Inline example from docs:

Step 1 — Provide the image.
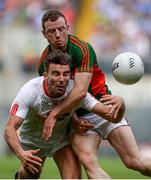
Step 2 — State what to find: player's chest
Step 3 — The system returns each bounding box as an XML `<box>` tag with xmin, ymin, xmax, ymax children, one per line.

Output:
<box><xmin>35</xmin><ymin>94</ymin><xmax>60</xmax><ymax>115</ymax></box>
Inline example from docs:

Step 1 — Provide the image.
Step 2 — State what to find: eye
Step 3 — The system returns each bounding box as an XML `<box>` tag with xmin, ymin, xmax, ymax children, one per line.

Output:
<box><xmin>58</xmin><ymin>26</ymin><xmax>65</xmax><ymax>32</ymax></box>
<box><xmin>63</xmin><ymin>72</ymin><xmax>70</xmax><ymax>76</ymax></box>
<box><xmin>53</xmin><ymin>71</ymin><xmax>60</xmax><ymax>76</ymax></box>
<box><xmin>46</xmin><ymin>29</ymin><xmax>55</xmax><ymax>34</ymax></box>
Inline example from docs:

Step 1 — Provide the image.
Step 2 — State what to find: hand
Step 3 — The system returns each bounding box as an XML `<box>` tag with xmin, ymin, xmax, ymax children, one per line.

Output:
<box><xmin>19</xmin><ymin>149</ymin><xmax>42</xmax><ymax>174</ymax></box>
<box><xmin>73</xmin><ymin>118</ymin><xmax>94</xmax><ymax>133</ymax></box>
<box><xmin>100</xmin><ymin>95</ymin><xmax>125</xmax><ymax>119</ymax></box>
<box><xmin>42</xmin><ymin>113</ymin><xmax>57</xmax><ymax>141</ymax></box>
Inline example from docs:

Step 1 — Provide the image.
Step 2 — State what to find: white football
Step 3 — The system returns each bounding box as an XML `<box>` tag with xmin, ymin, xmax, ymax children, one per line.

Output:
<box><xmin>112</xmin><ymin>52</ymin><xmax>144</xmax><ymax>85</ymax></box>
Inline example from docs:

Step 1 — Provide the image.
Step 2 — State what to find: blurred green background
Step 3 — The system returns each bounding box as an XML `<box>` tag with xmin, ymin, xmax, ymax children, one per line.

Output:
<box><xmin>0</xmin><ymin>155</ymin><xmax>150</xmax><ymax>179</ymax></box>
<box><xmin>0</xmin><ymin>0</ymin><xmax>151</xmax><ymax>179</ymax></box>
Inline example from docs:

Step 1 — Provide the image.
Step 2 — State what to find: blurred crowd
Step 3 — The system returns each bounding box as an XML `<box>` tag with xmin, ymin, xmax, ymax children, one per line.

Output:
<box><xmin>0</xmin><ymin>0</ymin><xmax>77</xmax><ymax>29</ymax></box>
<box><xmin>0</xmin><ymin>0</ymin><xmax>151</xmax><ymax>75</ymax></box>
<box><xmin>0</xmin><ymin>0</ymin><xmax>78</xmax><ymax>74</ymax></box>
<box><xmin>91</xmin><ymin>0</ymin><xmax>151</xmax><ymax>61</ymax></box>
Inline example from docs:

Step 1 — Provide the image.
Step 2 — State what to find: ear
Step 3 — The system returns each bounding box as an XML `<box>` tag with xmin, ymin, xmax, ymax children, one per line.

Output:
<box><xmin>67</xmin><ymin>25</ymin><xmax>69</xmax><ymax>32</ymax></box>
<box><xmin>42</xmin><ymin>30</ymin><xmax>46</xmax><ymax>38</ymax></box>
<box><xmin>43</xmin><ymin>72</ymin><xmax>47</xmax><ymax>77</ymax></box>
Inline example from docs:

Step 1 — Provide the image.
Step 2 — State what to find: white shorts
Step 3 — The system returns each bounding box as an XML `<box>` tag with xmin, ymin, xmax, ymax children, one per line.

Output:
<box><xmin>21</xmin><ymin>135</ymin><xmax>70</xmax><ymax>158</ymax></box>
<box><xmin>20</xmin><ymin>116</ymin><xmax>71</xmax><ymax>158</ymax></box>
<box><xmin>80</xmin><ymin>113</ymin><xmax>129</xmax><ymax>139</ymax></box>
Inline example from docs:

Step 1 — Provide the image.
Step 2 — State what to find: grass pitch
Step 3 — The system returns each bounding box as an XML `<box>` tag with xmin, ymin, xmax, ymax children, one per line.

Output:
<box><xmin>0</xmin><ymin>155</ymin><xmax>150</xmax><ymax>179</ymax></box>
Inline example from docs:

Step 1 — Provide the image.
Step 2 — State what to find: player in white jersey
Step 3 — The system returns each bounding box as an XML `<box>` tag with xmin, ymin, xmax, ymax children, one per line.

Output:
<box><xmin>4</xmin><ymin>49</ymin><xmax>123</xmax><ymax>179</ymax></box>
<box><xmin>10</xmin><ymin>77</ymin><xmax>97</xmax><ymax>156</ymax></box>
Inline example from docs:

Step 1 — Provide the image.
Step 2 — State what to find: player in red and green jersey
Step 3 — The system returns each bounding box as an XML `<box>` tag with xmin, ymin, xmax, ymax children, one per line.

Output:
<box><xmin>38</xmin><ymin>9</ymin><xmax>151</xmax><ymax>179</ymax></box>
<box><xmin>38</xmin><ymin>34</ymin><xmax>111</xmax><ymax>117</ymax></box>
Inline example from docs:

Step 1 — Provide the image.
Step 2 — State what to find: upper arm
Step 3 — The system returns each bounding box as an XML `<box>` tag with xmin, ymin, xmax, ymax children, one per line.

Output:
<box><xmin>74</xmin><ymin>72</ymin><xmax>92</xmax><ymax>92</ymax></box>
<box><xmin>70</xmin><ymin>36</ymin><xmax>96</xmax><ymax>74</ymax></box>
<box><xmin>70</xmin><ymin>40</ymin><xmax>96</xmax><ymax>92</ymax></box>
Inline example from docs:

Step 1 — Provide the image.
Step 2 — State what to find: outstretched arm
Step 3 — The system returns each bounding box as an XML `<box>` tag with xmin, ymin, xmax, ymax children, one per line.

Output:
<box><xmin>100</xmin><ymin>94</ymin><xmax>125</xmax><ymax>121</ymax></box>
<box><xmin>4</xmin><ymin>115</ymin><xmax>42</xmax><ymax>174</ymax></box>
<box><xmin>91</xmin><ymin>96</ymin><xmax>125</xmax><ymax>123</ymax></box>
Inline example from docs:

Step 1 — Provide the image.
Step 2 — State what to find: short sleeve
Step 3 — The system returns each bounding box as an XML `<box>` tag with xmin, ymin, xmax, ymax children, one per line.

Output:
<box><xmin>9</xmin><ymin>81</ymin><xmax>36</xmax><ymax>119</ymax></box>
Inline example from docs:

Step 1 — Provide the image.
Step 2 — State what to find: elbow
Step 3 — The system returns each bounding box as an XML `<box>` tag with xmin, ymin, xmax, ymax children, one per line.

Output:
<box><xmin>3</xmin><ymin>128</ymin><xmax>8</xmax><ymax>141</ymax></box>
<box><xmin>3</xmin><ymin>126</ymin><xmax>10</xmax><ymax>142</ymax></box>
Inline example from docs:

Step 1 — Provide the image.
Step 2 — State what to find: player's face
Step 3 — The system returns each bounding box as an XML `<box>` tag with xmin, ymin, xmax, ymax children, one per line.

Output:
<box><xmin>45</xmin><ymin>63</ymin><xmax>70</xmax><ymax>97</ymax></box>
<box><xmin>43</xmin><ymin>17</ymin><xmax>69</xmax><ymax>51</ymax></box>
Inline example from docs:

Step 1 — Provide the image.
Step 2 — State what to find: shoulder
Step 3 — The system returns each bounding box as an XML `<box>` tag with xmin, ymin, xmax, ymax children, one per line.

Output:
<box><xmin>20</xmin><ymin>77</ymin><xmax>43</xmax><ymax>95</ymax></box>
<box><xmin>41</xmin><ymin>45</ymin><xmax>50</xmax><ymax>57</ymax></box>
<box><xmin>14</xmin><ymin>77</ymin><xmax>44</xmax><ymax>107</ymax></box>
<box><xmin>68</xmin><ymin>35</ymin><xmax>94</xmax><ymax>50</ymax></box>
<box><xmin>68</xmin><ymin>34</ymin><xmax>96</xmax><ymax>56</ymax></box>
<box><xmin>25</xmin><ymin>76</ymin><xmax>43</xmax><ymax>87</ymax></box>
<box><xmin>38</xmin><ymin>45</ymin><xmax>50</xmax><ymax>76</ymax></box>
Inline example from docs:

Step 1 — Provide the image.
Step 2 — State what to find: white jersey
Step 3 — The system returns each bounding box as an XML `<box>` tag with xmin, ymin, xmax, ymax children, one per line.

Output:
<box><xmin>10</xmin><ymin>76</ymin><xmax>98</xmax><ymax>155</ymax></box>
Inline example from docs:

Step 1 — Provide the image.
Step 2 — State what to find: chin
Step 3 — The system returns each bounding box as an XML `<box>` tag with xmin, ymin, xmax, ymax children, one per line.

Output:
<box><xmin>55</xmin><ymin>91</ymin><xmax>65</xmax><ymax>97</ymax></box>
<box><xmin>55</xmin><ymin>44</ymin><xmax>65</xmax><ymax>50</ymax></box>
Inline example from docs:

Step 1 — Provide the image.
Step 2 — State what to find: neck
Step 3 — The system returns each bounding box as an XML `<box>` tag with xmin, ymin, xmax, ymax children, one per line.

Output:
<box><xmin>61</xmin><ymin>35</ymin><xmax>68</xmax><ymax>52</ymax></box>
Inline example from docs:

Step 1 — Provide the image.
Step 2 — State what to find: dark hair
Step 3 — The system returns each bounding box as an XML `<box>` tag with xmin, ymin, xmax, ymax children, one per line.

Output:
<box><xmin>44</xmin><ymin>48</ymin><xmax>71</xmax><ymax>72</ymax></box>
<box><xmin>42</xmin><ymin>9</ymin><xmax>67</xmax><ymax>30</ymax></box>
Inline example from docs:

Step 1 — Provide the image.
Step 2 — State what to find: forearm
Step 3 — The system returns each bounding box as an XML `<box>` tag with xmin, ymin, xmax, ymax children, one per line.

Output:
<box><xmin>4</xmin><ymin>127</ymin><xmax>24</xmax><ymax>158</ymax></box>
<box><xmin>91</xmin><ymin>102</ymin><xmax>124</xmax><ymax>123</ymax></box>
<box><xmin>49</xmin><ymin>72</ymin><xmax>92</xmax><ymax>118</ymax></box>
<box><xmin>50</xmin><ymin>85</ymin><xmax>87</xmax><ymax>118</ymax></box>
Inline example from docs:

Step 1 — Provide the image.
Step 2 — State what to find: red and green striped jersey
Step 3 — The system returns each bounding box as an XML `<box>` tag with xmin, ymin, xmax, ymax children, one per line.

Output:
<box><xmin>38</xmin><ymin>34</ymin><xmax>111</xmax><ymax>116</ymax></box>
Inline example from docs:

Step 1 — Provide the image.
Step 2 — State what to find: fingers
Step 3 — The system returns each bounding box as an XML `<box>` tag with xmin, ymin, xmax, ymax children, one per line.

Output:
<box><xmin>113</xmin><ymin>105</ymin><xmax>121</xmax><ymax>119</ymax></box>
<box><xmin>77</xmin><ymin>119</ymin><xmax>94</xmax><ymax>133</ymax></box>
<box><xmin>42</xmin><ymin>119</ymin><xmax>56</xmax><ymax>140</ymax></box>
<box><xmin>101</xmin><ymin>95</ymin><xmax>116</xmax><ymax>103</ymax></box>
<box><xmin>100</xmin><ymin>95</ymin><xmax>113</xmax><ymax>105</ymax></box>
<box><xmin>22</xmin><ymin>150</ymin><xmax>43</xmax><ymax>175</ymax></box>
<box><xmin>30</xmin><ymin>155</ymin><xmax>42</xmax><ymax>165</ymax></box>
<box><xmin>25</xmin><ymin>163</ymin><xmax>40</xmax><ymax>174</ymax></box>
<box><xmin>109</xmin><ymin>103</ymin><xmax>121</xmax><ymax>119</ymax></box>
<box><xmin>42</xmin><ymin>125</ymin><xmax>49</xmax><ymax>140</ymax></box>
<box><xmin>80</xmin><ymin>119</ymin><xmax>94</xmax><ymax>127</ymax></box>
<box><xmin>44</xmin><ymin>127</ymin><xmax>53</xmax><ymax>141</ymax></box>
<box><xmin>31</xmin><ymin>149</ymin><xmax>40</xmax><ymax>154</ymax></box>
<box><xmin>28</xmin><ymin>150</ymin><xmax>42</xmax><ymax>166</ymax></box>
<box><xmin>100</xmin><ymin>94</ymin><xmax>112</xmax><ymax>100</ymax></box>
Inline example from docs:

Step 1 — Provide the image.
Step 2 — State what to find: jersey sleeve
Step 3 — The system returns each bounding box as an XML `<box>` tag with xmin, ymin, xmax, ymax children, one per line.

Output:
<box><xmin>81</xmin><ymin>92</ymin><xmax>98</xmax><ymax>111</ymax></box>
<box><xmin>69</xmin><ymin>36</ymin><xmax>97</xmax><ymax>73</ymax></box>
<box><xmin>9</xmin><ymin>81</ymin><xmax>36</xmax><ymax>119</ymax></box>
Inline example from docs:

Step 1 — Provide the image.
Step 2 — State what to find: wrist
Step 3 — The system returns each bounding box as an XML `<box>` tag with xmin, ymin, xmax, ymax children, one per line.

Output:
<box><xmin>16</xmin><ymin>148</ymin><xmax>24</xmax><ymax>159</ymax></box>
<box><xmin>50</xmin><ymin>107</ymin><xmax>61</xmax><ymax>119</ymax></box>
